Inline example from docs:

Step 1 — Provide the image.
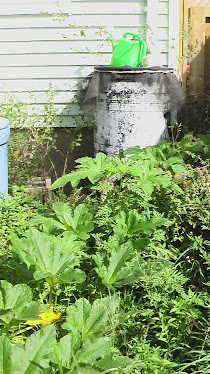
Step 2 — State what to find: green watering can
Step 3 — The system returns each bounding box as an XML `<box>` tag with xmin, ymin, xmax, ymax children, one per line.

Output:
<box><xmin>110</xmin><ymin>32</ymin><xmax>147</xmax><ymax>67</ymax></box>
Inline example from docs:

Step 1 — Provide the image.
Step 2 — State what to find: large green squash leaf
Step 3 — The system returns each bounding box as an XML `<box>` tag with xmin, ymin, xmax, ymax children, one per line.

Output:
<box><xmin>96</xmin><ymin>354</ymin><xmax>132</xmax><ymax>372</ymax></box>
<box><xmin>59</xmin><ymin>231</ymin><xmax>86</xmax><ymax>256</ymax></box>
<box><xmin>81</xmin><ymin>297</ymin><xmax>118</xmax><ymax>341</ymax></box>
<box><xmin>59</xmin><ymin>268</ymin><xmax>86</xmax><ymax>284</ymax></box>
<box><xmin>0</xmin><ymin>281</ymin><xmax>31</xmax><ymax>312</ymax></box>
<box><xmin>50</xmin><ymin>152</ymin><xmax>114</xmax><ymax>189</ymax></box>
<box><xmin>52</xmin><ymin>334</ymin><xmax>130</xmax><ymax>373</ymax></box>
<box><xmin>51</xmin><ymin>336</ymin><xmax>112</xmax><ymax>372</ymax></box>
<box><xmin>11</xmin><ymin>325</ymin><xmax>56</xmax><ymax>373</ymax></box>
<box><xmin>71</xmin><ymin>367</ymin><xmax>103</xmax><ymax>374</ymax></box>
<box><xmin>75</xmin><ymin>337</ymin><xmax>112</xmax><ymax>364</ymax></box>
<box><xmin>62</xmin><ymin>296</ymin><xmax>118</xmax><ymax>341</ymax></box>
<box><xmin>10</xmin><ymin>229</ymin><xmax>85</xmax><ymax>285</ymax></box>
<box><xmin>74</xmin><ymin>339</ymin><xmax>132</xmax><ymax>373</ymax></box>
<box><xmin>0</xmin><ymin>281</ymin><xmax>41</xmax><ymax>326</ymax></box>
<box><xmin>0</xmin><ymin>335</ymin><xmax>12</xmax><ymax>374</ymax></box>
<box><xmin>49</xmin><ymin>173</ymin><xmax>74</xmax><ymax>190</ymax></box>
<box><xmin>113</xmin><ymin>210</ymin><xmax>172</xmax><ymax>237</ymax></box>
<box><xmin>130</xmin><ymin>162</ymin><xmax>173</xmax><ymax>195</ymax></box>
<box><xmin>28</xmin><ymin>220</ymin><xmax>86</xmax><ymax>256</ymax></box>
<box><xmin>52</xmin><ymin>202</ymin><xmax>94</xmax><ymax>240</ymax></box>
<box><xmin>62</xmin><ymin>298</ymin><xmax>91</xmax><ymax>338</ymax></box>
<box><xmin>93</xmin><ymin>242</ymin><xmax>133</xmax><ymax>287</ymax></box>
<box><xmin>28</xmin><ymin>216</ymin><xmax>64</xmax><ymax>235</ymax></box>
<box><xmin>123</xmin><ymin>141</ymin><xmax>187</xmax><ymax>174</ymax></box>
<box><xmin>50</xmin><ymin>334</ymin><xmax>80</xmax><ymax>372</ymax></box>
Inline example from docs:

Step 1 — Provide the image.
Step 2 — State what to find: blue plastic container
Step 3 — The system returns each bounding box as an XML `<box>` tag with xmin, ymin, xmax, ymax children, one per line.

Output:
<box><xmin>0</xmin><ymin>117</ymin><xmax>10</xmax><ymax>197</ymax></box>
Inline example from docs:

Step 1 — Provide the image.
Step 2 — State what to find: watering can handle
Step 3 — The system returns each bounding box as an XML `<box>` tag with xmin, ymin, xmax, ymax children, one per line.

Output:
<box><xmin>110</xmin><ymin>32</ymin><xmax>144</xmax><ymax>51</ymax></box>
<box><xmin>123</xmin><ymin>33</ymin><xmax>147</xmax><ymax>65</ymax></box>
<box><xmin>122</xmin><ymin>32</ymin><xmax>142</xmax><ymax>41</ymax></box>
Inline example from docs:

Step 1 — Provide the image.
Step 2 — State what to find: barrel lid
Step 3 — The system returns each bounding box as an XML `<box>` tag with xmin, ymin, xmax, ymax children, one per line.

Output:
<box><xmin>0</xmin><ymin>117</ymin><xmax>9</xmax><ymax>130</ymax></box>
<box><xmin>94</xmin><ymin>66</ymin><xmax>174</xmax><ymax>74</ymax></box>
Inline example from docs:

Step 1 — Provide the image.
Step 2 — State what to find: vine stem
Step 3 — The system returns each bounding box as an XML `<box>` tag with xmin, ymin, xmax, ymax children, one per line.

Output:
<box><xmin>13</xmin><ymin>325</ymin><xmax>35</xmax><ymax>337</ymax></box>
<box><xmin>45</xmin><ymin>277</ymin><xmax>54</xmax><ymax>309</ymax></box>
<box><xmin>49</xmin><ymin>285</ymin><xmax>53</xmax><ymax>309</ymax></box>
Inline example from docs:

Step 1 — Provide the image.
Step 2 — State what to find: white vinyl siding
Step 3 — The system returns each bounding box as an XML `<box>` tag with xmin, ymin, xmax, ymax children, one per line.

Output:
<box><xmin>0</xmin><ymin>0</ymin><xmax>69</xmax><ymax>15</ymax></box>
<box><xmin>0</xmin><ymin>0</ymin><xmax>177</xmax><ymax>127</ymax></box>
<box><xmin>146</xmin><ymin>0</ymin><xmax>169</xmax><ymax>66</ymax></box>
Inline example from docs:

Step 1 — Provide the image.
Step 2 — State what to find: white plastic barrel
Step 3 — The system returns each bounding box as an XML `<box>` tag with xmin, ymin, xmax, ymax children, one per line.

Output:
<box><xmin>94</xmin><ymin>67</ymin><xmax>178</xmax><ymax>156</ymax></box>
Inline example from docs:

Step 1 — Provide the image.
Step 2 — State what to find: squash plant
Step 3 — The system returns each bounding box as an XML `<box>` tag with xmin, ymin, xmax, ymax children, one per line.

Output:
<box><xmin>0</xmin><ymin>134</ymin><xmax>209</xmax><ymax>373</ymax></box>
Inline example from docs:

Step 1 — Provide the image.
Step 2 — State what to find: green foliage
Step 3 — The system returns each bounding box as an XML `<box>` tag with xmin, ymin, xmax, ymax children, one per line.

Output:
<box><xmin>51</xmin><ymin>139</ymin><xmax>191</xmax><ymax>198</ymax></box>
<box><xmin>0</xmin><ymin>186</ymin><xmax>44</xmax><ymax>253</ymax></box>
<box><xmin>62</xmin><ymin>296</ymin><xmax>118</xmax><ymax>341</ymax></box>
<box><xmin>134</xmin><ymin>343</ymin><xmax>177</xmax><ymax>373</ymax></box>
<box><xmin>52</xmin><ymin>202</ymin><xmax>94</xmax><ymax>239</ymax></box>
<box><xmin>1</xmin><ymin>133</ymin><xmax>209</xmax><ymax>373</ymax></box>
<box><xmin>113</xmin><ymin>210</ymin><xmax>171</xmax><ymax>237</ymax></box>
<box><xmin>122</xmin><ymin>140</ymin><xmax>187</xmax><ymax>174</ymax></box>
<box><xmin>93</xmin><ymin>243</ymin><xmax>133</xmax><ymax>288</ymax></box>
<box><xmin>29</xmin><ymin>201</ymin><xmax>94</xmax><ymax>240</ymax></box>
<box><xmin>0</xmin><ymin>91</ymin><xmax>83</xmax><ymax>190</ymax></box>
<box><xmin>3</xmin><ymin>325</ymin><xmax>57</xmax><ymax>373</ymax></box>
<box><xmin>0</xmin><ymin>91</ymin><xmax>56</xmax><ymax>187</ymax></box>
<box><xmin>0</xmin><ymin>335</ymin><xmax>12</xmax><ymax>374</ymax></box>
<box><xmin>0</xmin><ymin>297</ymin><xmax>131</xmax><ymax>373</ymax></box>
<box><xmin>51</xmin><ymin>333</ymin><xmax>130</xmax><ymax>373</ymax></box>
<box><xmin>0</xmin><ymin>281</ymin><xmax>41</xmax><ymax>328</ymax></box>
<box><xmin>50</xmin><ymin>152</ymin><xmax>115</xmax><ymax>189</ymax></box>
<box><xmin>53</xmin><ymin>296</ymin><xmax>132</xmax><ymax>373</ymax></box>
<box><xmin>10</xmin><ymin>228</ymin><xmax>85</xmax><ymax>286</ymax></box>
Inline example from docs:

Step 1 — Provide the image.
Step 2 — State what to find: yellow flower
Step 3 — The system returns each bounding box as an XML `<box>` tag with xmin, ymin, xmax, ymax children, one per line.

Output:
<box><xmin>173</xmin><ymin>173</ymin><xmax>189</xmax><ymax>187</ymax></box>
<box><xmin>182</xmin><ymin>180</ymin><xmax>189</xmax><ymax>187</ymax></box>
<box><xmin>173</xmin><ymin>173</ymin><xmax>181</xmax><ymax>182</ymax></box>
<box><xmin>25</xmin><ymin>308</ymin><xmax>61</xmax><ymax>327</ymax></box>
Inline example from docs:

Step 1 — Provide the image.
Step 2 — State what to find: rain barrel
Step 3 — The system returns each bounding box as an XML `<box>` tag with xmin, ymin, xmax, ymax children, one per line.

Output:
<box><xmin>0</xmin><ymin>117</ymin><xmax>10</xmax><ymax>197</ymax></box>
<box><xmin>93</xmin><ymin>66</ymin><xmax>184</xmax><ymax>156</ymax></box>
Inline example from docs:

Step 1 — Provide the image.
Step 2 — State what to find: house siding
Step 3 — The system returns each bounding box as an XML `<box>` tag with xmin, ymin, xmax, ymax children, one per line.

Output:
<box><xmin>0</xmin><ymin>0</ymin><xmax>178</xmax><ymax>127</ymax></box>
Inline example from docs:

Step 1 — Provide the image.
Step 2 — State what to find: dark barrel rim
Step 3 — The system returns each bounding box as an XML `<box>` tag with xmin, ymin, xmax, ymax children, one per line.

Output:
<box><xmin>94</xmin><ymin>65</ymin><xmax>174</xmax><ymax>73</ymax></box>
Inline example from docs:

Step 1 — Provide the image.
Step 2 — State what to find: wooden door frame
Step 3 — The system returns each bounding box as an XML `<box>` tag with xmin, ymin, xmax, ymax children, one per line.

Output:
<box><xmin>179</xmin><ymin>0</ymin><xmax>210</xmax><ymax>94</ymax></box>
<box><xmin>189</xmin><ymin>6</ymin><xmax>210</xmax><ymax>97</ymax></box>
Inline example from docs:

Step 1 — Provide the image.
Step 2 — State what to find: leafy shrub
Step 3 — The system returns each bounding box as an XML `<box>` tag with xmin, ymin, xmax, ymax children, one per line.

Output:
<box><xmin>0</xmin><ymin>91</ymin><xmax>83</xmax><ymax>188</ymax></box>
<box><xmin>0</xmin><ymin>134</ymin><xmax>209</xmax><ymax>373</ymax></box>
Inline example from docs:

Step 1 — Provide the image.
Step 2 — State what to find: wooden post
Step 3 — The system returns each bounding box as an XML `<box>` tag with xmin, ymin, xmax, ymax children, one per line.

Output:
<box><xmin>182</xmin><ymin>0</ymin><xmax>190</xmax><ymax>93</ymax></box>
<box><xmin>204</xmin><ymin>14</ymin><xmax>210</xmax><ymax>91</ymax></box>
<box><xmin>189</xmin><ymin>6</ymin><xmax>206</xmax><ymax>98</ymax></box>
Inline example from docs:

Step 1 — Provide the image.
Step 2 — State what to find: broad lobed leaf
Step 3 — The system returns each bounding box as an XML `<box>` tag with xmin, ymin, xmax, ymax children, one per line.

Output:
<box><xmin>11</xmin><ymin>325</ymin><xmax>56</xmax><ymax>373</ymax></box>
<box><xmin>0</xmin><ymin>335</ymin><xmax>12</xmax><ymax>374</ymax></box>
<box><xmin>63</xmin><ymin>296</ymin><xmax>118</xmax><ymax>341</ymax></box>
<box><xmin>10</xmin><ymin>229</ymin><xmax>81</xmax><ymax>284</ymax></box>
<box><xmin>0</xmin><ymin>281</ymin><xmax>41</xmax><ymax>325</ymax></box>
<box><xmin>52</xmin><ymin>202</ymin><xmax>94</xmax><ymax>240</ymax></box>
